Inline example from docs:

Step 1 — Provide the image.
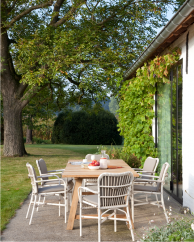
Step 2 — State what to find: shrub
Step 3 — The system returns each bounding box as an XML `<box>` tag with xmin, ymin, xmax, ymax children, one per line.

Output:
<box><xmin>97</xmin><ymin>145</ymin><xmax>141</xmax><ymax>168</ymax></box>
<box><xmin>141</xmin><ymin>218</ymin><xmax>194</xmax><ymax>242</ymax></box>
<box><xmin>32</xmin><ymin>137</ymin><xmax>51</xmax><ymax>144</ymax></box>
<box><xmin>52</xmin><ymin>110</ymin><xmax>122</xmax><ymax>145</ymax></box>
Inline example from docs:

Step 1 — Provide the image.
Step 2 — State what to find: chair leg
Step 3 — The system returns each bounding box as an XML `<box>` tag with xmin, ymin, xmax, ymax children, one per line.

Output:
<box><xmin>161</xmin><ymin>192</ymin><xmax>169</xmax><ymax>223</ymax></box>
<box><xmin>131</xmin><ymin>193</ymin><xmax>134</xmax><ymax>223</ymax></box>
<box><xmin>37</xmin><ymin>195</ymin><xmax>41</xmax><ymax>211</ymax></box>
<box><xmin>155</xmin><ymin>194</ymin><xmax>160</xmax><ymax>208</ymax></box>
<box><xmin>64</xmin><ymin>193</ymin><xmax>67</xmax><ymax>223</ymax></box>
<box><xmin>98</xmin><ymin>208</ymin><xmax>101</xmax><ymax>242</ymax></box>
<box><xmin>114</xmin><ymin>209</ymin><xmax>117</xmax><ymax>232</ymax></box>
<box><xmin>126</xmin><ymin>206</ymin><xmax>135</xmax><ymax>241</ymax></box>
<box><xmin>59</xmin><ymin>195</ymin><xmax>61</xmax><ymax>217</ymax></box>
<box><xmin>66</xmin><ymin>194</ymin><xmax>69</xmax><ymax>213</ymax></box>
<box><xmin>80</xmin><ymin>194</ymin><xmax>82</xmax><ymax>237</ymax></box>
<box><xmin>42</xmin><ymin>196</ymin><xmax>45</xmax><ymax>206</ymax></box>
<box><xmin>26</xmin><ymin>193</ymin><xmax>33</xmax><ymax>219</ymax></box>
<box><xmin>29</xmin><ymin>194</ymin><xmax>37</xmax><ymax>225</ymax></box>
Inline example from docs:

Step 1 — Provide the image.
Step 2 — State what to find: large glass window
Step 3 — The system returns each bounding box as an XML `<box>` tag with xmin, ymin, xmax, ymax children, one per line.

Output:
<box><xmin>157</xmin><ymin>79</ymin><xmax>171</xmax><ymax>192</ymax></box>
<box><xmin>157</xmin><ymin>60</ymin><xmax>183</xmax><ymax>203</ymax></box>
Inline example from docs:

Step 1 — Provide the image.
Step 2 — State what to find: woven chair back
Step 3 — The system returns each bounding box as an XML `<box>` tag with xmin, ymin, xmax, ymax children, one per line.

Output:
<box><xmin>98</xmin><ymin>172</ymin><xmax>133</xmax><ymax>208</ymax></box>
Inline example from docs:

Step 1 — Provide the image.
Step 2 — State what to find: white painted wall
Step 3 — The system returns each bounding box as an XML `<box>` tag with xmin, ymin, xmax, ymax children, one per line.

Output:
<box><xmin>168</xmin><ymin>24</ymin><xmax>194</xmax><ymax>214</ymax></box>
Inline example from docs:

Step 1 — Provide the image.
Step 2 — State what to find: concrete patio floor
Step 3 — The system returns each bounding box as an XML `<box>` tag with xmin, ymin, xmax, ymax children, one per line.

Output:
<box><xmin>1</xmin><ymin>191</ymin><xmax>191</xmax><ymax>242</ymax></box>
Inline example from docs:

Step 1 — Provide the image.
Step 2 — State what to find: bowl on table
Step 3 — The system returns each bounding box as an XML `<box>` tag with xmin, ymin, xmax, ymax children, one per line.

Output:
<box><xmin>88</xmin><ymin>165</ymin><xmax>100</xmax><ymax>170</ymax></box>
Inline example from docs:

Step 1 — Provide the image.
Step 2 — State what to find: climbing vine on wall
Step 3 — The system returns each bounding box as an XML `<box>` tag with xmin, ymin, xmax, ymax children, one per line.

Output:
<box><xmin>118</xmin><ymin>48</ymin><xmax>181</xmax><ymax>165</ymax></box>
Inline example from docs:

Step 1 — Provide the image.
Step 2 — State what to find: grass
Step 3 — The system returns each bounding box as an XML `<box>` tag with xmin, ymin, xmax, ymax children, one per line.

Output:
<box><xmin>1</xmin><ymin>144</ymin><xmax>99</xmax><ymax>231</ymax></box>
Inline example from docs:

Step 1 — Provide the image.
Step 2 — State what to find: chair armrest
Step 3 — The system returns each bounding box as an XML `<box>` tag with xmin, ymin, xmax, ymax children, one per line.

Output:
<box><xmin>35</xmin><ymin>177</ymin><xmax>66</xmax><ymax>185</ymax></box>
<box><xmin>37</xmin><ymin>174</ymin><xmax>60</xmax><ymax>179</ymax></box>
<box><xmin>136</xmin><ymin>171</ymin><xmax>154</xmax><ymax>174</ymax></box>
<box><xmin>133</xmin><ymin>168</ymin><xmax>143</xmax><ymax>171</ymax></box>
<box><xmin>138</xmin><ymin>174</ymin><xmax>159</xmax><ymax>179</ymax></box>
<box><xmin>48</xmin><ymin>169</ymin><xmax>65</xmax><ymax>173</ymax></box>
<box><xmin>134</xmin><ymin>178</ymin><xmax>162</xmax><ymax>183</ymax></box>
<box><xmin>78</xmin><ymin>186</ymin><xmax>98</xmax><ymax>194</ymax></box>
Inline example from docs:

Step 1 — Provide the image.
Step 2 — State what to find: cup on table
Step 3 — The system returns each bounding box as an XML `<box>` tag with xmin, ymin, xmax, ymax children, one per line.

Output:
<box><xmin>83</xmin><ymin>159</ymin><xmax>88</xmax><ymax>163</ymax></box>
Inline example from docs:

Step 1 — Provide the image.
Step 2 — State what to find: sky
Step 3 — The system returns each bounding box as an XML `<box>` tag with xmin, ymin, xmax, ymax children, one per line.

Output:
<box><xmin>156</xmin><ymin>7</ymin><xmax>174</xmax><ymax>34</ymax></box>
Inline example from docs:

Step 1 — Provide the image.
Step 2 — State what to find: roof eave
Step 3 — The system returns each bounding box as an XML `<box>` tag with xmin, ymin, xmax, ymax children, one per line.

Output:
<box><xmin>124</xmin><ymin>0</ymin><xmax>194</xmax><ymax>80</ymax></box>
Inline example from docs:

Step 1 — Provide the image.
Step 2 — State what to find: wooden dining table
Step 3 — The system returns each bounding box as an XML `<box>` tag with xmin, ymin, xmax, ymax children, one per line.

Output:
<box><xmin>62</xmin><ymin>159</ymin><xmax>139</xmax><ymax>230</ymax></box>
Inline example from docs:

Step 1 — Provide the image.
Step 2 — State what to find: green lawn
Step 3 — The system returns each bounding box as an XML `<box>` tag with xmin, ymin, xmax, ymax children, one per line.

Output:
<box><xmin>1</xmin><ymin>144</ymin><xmax>99</xmax><ymax>231</ymax></box>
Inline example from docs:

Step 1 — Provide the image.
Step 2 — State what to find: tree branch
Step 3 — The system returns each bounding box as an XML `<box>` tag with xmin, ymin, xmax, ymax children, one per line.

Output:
<box><xmin>8</xmin><ymin>38</ymin><xmax>17</xmax><ymax>45</ymax></box>
<box><xmin>51</xmin><ymin>0</ymin><xmax>86</xmax><ymax>28</ymax></box>
<box><xmin>67</xmin><ymin>76</ymin><xmax>80</xmax><ymax>86</ymax></box>
<box><xmin>5</xmin><ymin>1</ymin><xmax>54</xmax><ymax>29</ymax></box>
<box><xmin>77</xmin><ymin>65</ymin><xmax>88</xmax><ymax>81</ymax></box>
<box><xmin>7</xmin><ymin>0</ymin><xmax>17</xmax><ymax>13</ymax></box>
<box><xmin>16</xmin><ymin>83</ymin><xmax>28</xmax><ymax>98</ymax></box>
<box><xmin>21</xmin><ymin>83</ymin><xmax>48</xmax><ymax>109</ymax></box>
<box><xmin>50</xmin><ymin>0</ymin><xmax>65</xmax><ymax>25</ymax></box>
<box><xmin>7</xmin><ymin>51</ymin><xmax>22</xmax><ymax>82</ymax></box>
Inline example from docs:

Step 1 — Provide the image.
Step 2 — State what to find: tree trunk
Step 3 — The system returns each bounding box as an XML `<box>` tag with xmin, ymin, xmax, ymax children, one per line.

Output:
<box><xmin>3</xmin><ymin>96</ymin><xmax>27</xmax><ymax>156</ymax></box>
<box><xmin>26</xmin><ymin>126</ymin><xmax>33</xmax><ymax>144</ymax></box>
<box><xmin>1</xmin><ymin>28</ymin><xmax>28</xmax><ymax>156</ymax></box>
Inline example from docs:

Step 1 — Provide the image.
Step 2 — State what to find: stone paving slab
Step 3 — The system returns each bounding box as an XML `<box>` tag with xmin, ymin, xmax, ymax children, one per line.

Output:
<box><xmin>1</xmin><ymin>191</ymin><xmax>188</xmax><ymax>242</ymax></box>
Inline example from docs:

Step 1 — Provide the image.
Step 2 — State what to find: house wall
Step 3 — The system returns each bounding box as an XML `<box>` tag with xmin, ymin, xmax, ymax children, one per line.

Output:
<box><xmin>162</xmin><ymin>24</ymin><xmax>194</xmax><ymax>214</ymax></box>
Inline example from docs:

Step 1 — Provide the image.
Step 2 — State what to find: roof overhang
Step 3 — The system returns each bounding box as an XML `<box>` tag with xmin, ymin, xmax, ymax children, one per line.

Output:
<box><xmin>124</xmin><ymin>0</ymin><xmax>194</xmax><ymax>80</ymax></box>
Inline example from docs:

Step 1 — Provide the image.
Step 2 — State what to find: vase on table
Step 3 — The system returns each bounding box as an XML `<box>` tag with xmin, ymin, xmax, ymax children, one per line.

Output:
<box><xmin>100</xmin><ymin>150</ymin><xmax>108</xmax><ymax>168</ymax></box>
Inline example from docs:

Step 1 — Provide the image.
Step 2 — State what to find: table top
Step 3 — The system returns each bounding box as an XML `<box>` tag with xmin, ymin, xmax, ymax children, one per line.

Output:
<box><xmin>62</xmin><ymin>159</ymin><xmax>139</xmax><ymax>178</ymax></box>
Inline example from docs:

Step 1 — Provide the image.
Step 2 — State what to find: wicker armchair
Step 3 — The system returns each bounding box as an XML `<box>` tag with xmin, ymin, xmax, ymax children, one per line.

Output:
<box><xmin>79</xmin><ymin>171</ymin><xmax>135</xmax><ymax>242</ymax></box>
<box><xmin>26</xmin><ymin>163</ymin><xmax>69</xmax><ymax>225</ymax></box>
<box><xmin>132</xmin><ymin>162</ymin><xmax>170</xmax><ymax>223</ymax></box>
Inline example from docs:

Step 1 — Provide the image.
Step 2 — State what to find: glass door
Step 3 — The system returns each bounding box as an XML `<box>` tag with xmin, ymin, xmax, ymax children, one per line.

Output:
<box><xmin>171</xmin><ymin>61</ymin><xmax>183</xmax><ymax>203</ymax></box>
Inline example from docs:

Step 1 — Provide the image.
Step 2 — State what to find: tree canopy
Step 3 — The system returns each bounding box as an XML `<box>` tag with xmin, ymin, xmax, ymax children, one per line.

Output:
<box><xmin>1</xmin><ymin>0</ymin><xmax>185</xmax><ymax>156</ymax></box>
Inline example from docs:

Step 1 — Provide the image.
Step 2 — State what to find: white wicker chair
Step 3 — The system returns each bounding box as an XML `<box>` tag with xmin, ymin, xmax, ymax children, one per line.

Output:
<box><xmin>133</xmin><ymin>157</ymin><xmax>159</xmax><ymax>182</ymax></box>
<box><xmin>132</xmin><ymin>162</ymin><xmax>170</xmax><ymax>223</ymax></box>
<box><xmin>36</xmin><ymin>158</ymin><xmax>74</xmax><ymax>210</ymax></box>
<box><xmin>133</xmin><ymin>157</ymin><xmax>159</xmax><ymax>202</ymax></box>
<box><xmin>79</xmin><ymin>172</ymin><xmax>135</xmax><ymax>242</ymax></box>
<box><xmin>26</xmin><ymin>163</ymin><xmax>68</xmax><ymax>225</ymax></box>
<box><xmin>36</xmin><ymin>158</ymin><xmax>73</xmax><ymax>186</ymax></box>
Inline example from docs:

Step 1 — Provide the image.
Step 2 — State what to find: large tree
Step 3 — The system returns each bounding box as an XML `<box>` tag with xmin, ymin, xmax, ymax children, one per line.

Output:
<box><xmin>1</xmin><ymin>0</ymin><xmax>184</xmax><ymax>156</ymax></box>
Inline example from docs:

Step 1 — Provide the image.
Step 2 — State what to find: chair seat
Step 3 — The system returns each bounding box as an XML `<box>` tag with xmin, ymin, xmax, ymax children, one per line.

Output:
<box><xmin>83</xmin><ymin>194</ymin><xmax>98</xmax><ymax>205</ymax></box>
<box><xmin>87</xmin><ymin>185</ymin><xmax>98</xmax><ymax>191</ymax></box>
<box><xmin>43</xmin><ymin>179</ymin><xmax>74</xmax><ymax>190</ymax></box>
<box><xmin>133</xmin><ymin>184</ymin><xmax>159</xmax><ymax>192</ymax></box>
<box><xmin>39</xmin><ymin>184</ymin><xmax>65</xmax><ymax>193</ymax></box>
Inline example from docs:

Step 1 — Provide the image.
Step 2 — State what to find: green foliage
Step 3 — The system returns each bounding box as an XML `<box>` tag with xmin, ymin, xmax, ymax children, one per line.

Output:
<box><xmin>1</xmin><ymin>0</ymin><xmax>186</xmax><ymax>157</ymax></box>
<box><xmin>118</xmin><ymin>48</ymin><xmax>181</xmax><ymax>164</ymax></box>
<box><xmin>52</xmin><ymin>109</ymin><xmax>122</xmax><ymax>145</ymax></box>
<box><xmin>32</xmin><ymin>137</ymin><xmax>52</xmax><ymax>144</ymax></box>
<box><xmin>141</xmin><ymin>218</ymin><xmax>194</xmax><ymax>242</ymax></box>
<box><xmin>3</xmin><ymin>0</ymin><xmax>185</xmax><ymax>99</ymax></box>
<box><xmin>97</xmin><ymin>145</ymin><xmax>141</xmax><ymax>168</ymax></box>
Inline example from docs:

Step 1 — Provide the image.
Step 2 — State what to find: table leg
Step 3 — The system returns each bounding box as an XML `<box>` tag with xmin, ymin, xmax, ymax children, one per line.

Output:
<box><xmin>66</xmin><ymin>178</ymin><xmax>82</xmax><ymax>230</ymax></box>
